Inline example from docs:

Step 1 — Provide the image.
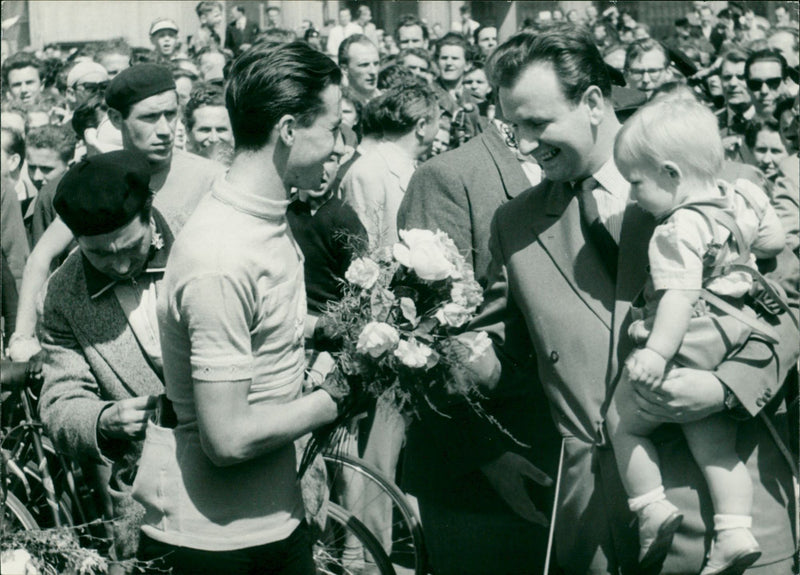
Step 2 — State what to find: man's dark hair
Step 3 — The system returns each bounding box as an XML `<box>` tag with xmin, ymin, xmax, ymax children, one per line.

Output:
<box><xmin>26</xmin><ymin>124</ymin><xmax>77</xmax><ymax>164</ymax></box>
<box><xmin>434</xmin><ymin>32</ymin><xmax>470</xmax><ymax>61</ymax></box>
<box><xmin>394</xmin><ymin>15</ymin><xmax>429</xmax><ymax>43</ymax></box>
<box><xmin>773</xmin><ymin>95</ymin><xmax>796</xmax><ymax>121</ymax></box>
<box><xmin>378</xmin><ymin>64</ymin><xmax>419</xmax><ymax>90</ymax></box>
<box><xmin>255</xmin><ymin>28</ymin><xmax>297</xmax><ymax>45</ymax></box>
<box><xmin>184</xmin><ymin>82</ymin><xmax>226</xmax><ymax>130</ymax></box>
<box><xmin>745</xmin><ymin>49</ymin><xmax>789</xmax><ymax>80</ymax></box>
<box><xmin>721</xmin><ymin>48</ymin><xmax>749</xmax><ymax>66</ymax></box>
<box><xmin>338</xmin><ymin>34</ymin><xmax>376</xmax><ymax>68</ymax></box>
<box><xmin>744</xmin><ymin>117</ymin><xmax>781</xmax><ymax>149</ymax></box>
<box><xmin>488</xmin><ymin>24</ymin><xmax>613</xmax><ymax>103</ymax></box>
<box><xmin>94</xmin><ymin>39</ymin><xmax>133</xmax><ymax>61</ymax></box>
<box><xmin>1</xmin><ymin>126</ymin><xmax>25</xmax><ymax>161</ymax></box>
<box><xmin>225</xmin><ymin>41</ymin><xmax>341</xmax><ymax>151</ymax></box>
<box><xmin>266</xmin><ymin>5</ymin><xmax>280</xmax><ymax>14</ymax></box>
<box><xmin>2</xmin><ymin>52</ymin><xmax>44</xmax><ymax>89</ymax></box>
<box><xmin>624</xmin><ymin>38</ymin><xmax>668</xmax><ymax>70</ymax></box>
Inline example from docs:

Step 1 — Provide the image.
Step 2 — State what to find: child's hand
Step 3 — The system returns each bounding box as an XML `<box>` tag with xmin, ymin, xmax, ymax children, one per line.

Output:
<box><xmin>625</xmin><ymin>347</ymin><xmax>667</xmax><ymax>387</ymax></box>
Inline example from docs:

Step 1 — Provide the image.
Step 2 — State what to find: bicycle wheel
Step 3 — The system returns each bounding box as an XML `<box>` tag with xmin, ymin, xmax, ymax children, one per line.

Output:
<box><xmin>3</xmin><ymin>491</ymin><xmax>39</xmax><ymax>531</ymax></box>
<box><xmin>315</xmin><ymin>501</ymin><xmax>396</xmax><ymax>575</ymax></box>
<box><xmin>323</xmin><ymin>452</ymin><xmax>426</xmax><ymax>575</ymax></box>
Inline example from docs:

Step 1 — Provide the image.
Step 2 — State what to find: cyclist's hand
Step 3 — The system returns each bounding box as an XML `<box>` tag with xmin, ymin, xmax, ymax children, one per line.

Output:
<box><xmin>7</xmin><ymin>333</ymin><xmax>41</xmax><ymax>362</ymax></box>
<box><xmin>480</xmin><ymin>451</ymin><xmax>553</xmax><ymax>527</ymax></box>
<box><xmin>98</xmin><ymin>395</ymin><xmax>159</xmax><ymax>440</ymax></box>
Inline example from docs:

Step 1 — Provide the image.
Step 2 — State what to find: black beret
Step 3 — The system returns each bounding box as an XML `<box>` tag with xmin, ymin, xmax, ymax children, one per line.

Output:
<box><xmin>105</xmin><ymin>64</ymin><xmax>176</xmax><ymax>112</ymax></box>
<box><xmin>54</xmin><ymin>150</ymin><xmax>151</xmax><ymax>237</ymax></box>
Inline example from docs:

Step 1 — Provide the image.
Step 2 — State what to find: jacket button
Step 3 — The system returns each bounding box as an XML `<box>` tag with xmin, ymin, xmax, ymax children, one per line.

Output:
<box><xmin>756</xmin><ymin>398</ymin><xmax>765</xmax><ymax>407</ymax></box>
<box><xmin>550</xmin><ymin>351</ymin><xmax>559</xmax><ymax>363</ymax></box>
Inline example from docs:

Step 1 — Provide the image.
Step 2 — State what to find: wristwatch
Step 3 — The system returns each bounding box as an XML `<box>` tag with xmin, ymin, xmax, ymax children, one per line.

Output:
<box><xmin>722</xmin><ymin>384</ymin><xmax>740</xmax><ymax>411</ymax></box>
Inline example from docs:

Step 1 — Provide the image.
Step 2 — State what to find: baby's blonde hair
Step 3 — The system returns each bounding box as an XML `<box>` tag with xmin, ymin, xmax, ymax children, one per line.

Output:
<box><xmin>614</xmin><ymin>98</ymin><xmax>723</xmax><ymax>184</ymax></box>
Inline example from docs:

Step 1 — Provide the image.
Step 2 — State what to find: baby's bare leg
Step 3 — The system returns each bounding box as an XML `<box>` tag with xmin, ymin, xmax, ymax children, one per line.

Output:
<box><xmin>682</xmin><ymin>415</ymin><xmax>751</xmax><ymax>515</ymax></box>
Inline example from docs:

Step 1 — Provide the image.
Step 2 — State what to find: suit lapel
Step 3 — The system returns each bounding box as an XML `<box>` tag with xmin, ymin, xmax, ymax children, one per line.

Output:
<box><xmin>481</xmin><ymin>126</ymin><xmax>530</xmax><ymax>199</ymax></box>
<box><xmin>69</xmin><ymin>272</ymin><xmax>162</xmax><ymax>396</ymax></box>
<box><xmin>532</xmin><ymin>181</ymin><xmax>615</xmax><ymax>330</ymax></box>
<box><xmin>610</xmin><ymin>203</ymin><xmax>656</xmax><ymax>380</ymax></box>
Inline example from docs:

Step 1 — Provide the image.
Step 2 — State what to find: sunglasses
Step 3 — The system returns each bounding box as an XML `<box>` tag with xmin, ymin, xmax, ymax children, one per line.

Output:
<box><xmin>746</xmin><ymin>77</ymin><xmax>782</xmax><ymax>92</ymax></box>
<box><xmin>76</xmin><ymin>81</ymin><xmax>109</xmax><ymax>93</ymax></box>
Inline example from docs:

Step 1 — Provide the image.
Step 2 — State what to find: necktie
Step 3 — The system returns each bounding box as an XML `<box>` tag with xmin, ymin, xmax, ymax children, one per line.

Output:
<box><xmin>576</xmin><ymin>177</ymin><xmax>618</xmax><ymax>278</ymax></box>
<box><xmin>730</xmin><ymin>113</ymin><xmax>747</xmax><ymax>135</ymax></box>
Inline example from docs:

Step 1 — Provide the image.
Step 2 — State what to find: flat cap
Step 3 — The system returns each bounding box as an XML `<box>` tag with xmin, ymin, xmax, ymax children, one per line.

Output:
<box><xmin>67</xmin><ymin>61</ymin><xmax>109</xmax><ymax>88</ymax></box>
<box><xmin>54</xmin><ymin>150</ymin><xmax>151</xmax><ymax>237</ymax></box>
<box><xmin>105</xmin><ymin>64</ymin><xmax>176</xmax><ymax>112</ymax></box>
<box><xmin>150</xmin><ymin>17</ymin><xmax>179</xmax><ymax>36</ymax></box>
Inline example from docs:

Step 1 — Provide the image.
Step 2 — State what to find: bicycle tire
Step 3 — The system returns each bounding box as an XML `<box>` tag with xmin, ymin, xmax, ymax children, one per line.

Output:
<box><xmin>316</xmin><ymin>501</ymin><xmax>396</xmax><ymax>575</ymax></box>
<box><xmin>323</xmin><ymin>452</ymin><xmax>426</xmax><ymax>575</ymax></box>
<box><xmin>3</xmin><ymin>490</ymin><xmax>39</xmax><ymax>531</ymax></box>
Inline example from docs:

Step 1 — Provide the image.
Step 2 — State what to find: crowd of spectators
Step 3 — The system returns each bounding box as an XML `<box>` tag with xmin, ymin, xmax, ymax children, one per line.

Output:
<box><xmin>0</xmin><ymin>1</ymin><xmax>797</xmax><ymax>574</ymax></box>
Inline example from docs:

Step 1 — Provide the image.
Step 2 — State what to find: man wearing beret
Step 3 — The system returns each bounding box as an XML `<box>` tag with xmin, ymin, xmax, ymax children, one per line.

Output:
<box><xmin>38</xmin><ymin>150</ymin><xmax>174</xmax><ymax>566</ymax></box>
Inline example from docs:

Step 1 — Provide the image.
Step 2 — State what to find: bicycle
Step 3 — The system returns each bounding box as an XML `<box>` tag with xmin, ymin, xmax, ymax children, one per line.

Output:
<box><xmin>323</xmin><ymin>450</ymin><xmax>427</xmax><ymax>575</ymax></box>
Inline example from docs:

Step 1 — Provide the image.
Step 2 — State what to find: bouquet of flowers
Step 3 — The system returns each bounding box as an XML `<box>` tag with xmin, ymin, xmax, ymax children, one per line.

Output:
<box><xmin>299</xmin><ymin>228</ymin><xmax>501</xmax><ymax>475</ymax></box>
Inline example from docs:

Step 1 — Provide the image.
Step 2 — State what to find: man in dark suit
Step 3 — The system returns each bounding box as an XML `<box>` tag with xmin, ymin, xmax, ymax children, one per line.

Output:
<box><xmin>468</xmin><ymin>24</ymin><xmax>797</xmax><ymax>574</ymax></box>
<box><xmin>224</xmin><ymin>5</ymin><xmax>259</xmax><ymax>56</ymax></box>
<box><xmin>397</xmin><ymin>122</ymin><xmax>561</xmax><ymax>575</ymax></box>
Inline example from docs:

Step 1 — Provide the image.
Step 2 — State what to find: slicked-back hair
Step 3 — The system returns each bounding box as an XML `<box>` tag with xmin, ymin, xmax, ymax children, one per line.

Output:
<box><xmin>338</xmin><ymin>34</ymin><xmax>377</xmax><ymax>69</ymax></box>
<box><xmin>225</xmin><ymin>41</ymin><xmax>341</xmax><ymax>151</ymax></box>
<box><xmin>745</xmin><ymin>49</ymin><xmax>789</xmax><ymax>80</ymax></box>
<box><xmin>488</xmin><ymin>23</ymin><xmax>613</xmax><ymax>104</ymax></box>
<box><xmin>184</xmin><ymin>82</ymin><xmax>226</xmax><ymax>131</ymax></box>
<box><xmin>624</xmin><ymin>38</ymin><xmax>668</xmax><ymax>70</ymax></box>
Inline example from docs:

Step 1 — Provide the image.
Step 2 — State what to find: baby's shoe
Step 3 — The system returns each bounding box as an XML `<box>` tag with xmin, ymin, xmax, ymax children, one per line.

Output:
<box><xmin>700</xmin><ymin>515</ymin><xmax>761</xmax><ymax>575</ymax></box>
<box><xmin>629</xmin><ymin>487</ymin><xmax>683</xmax><ymax>568</ymax></box>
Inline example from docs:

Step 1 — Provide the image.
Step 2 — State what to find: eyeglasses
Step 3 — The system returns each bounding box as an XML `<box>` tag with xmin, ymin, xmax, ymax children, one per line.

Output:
<box><xmin>746</xmin><ymin>77</ymin><xmax>782</xmax><ymax>92</ymax></box>
<box><xmin>628</xmin><ymin>67</ymin><xmax>665</xmax><ymax>79</ymax></box>
<box><xmin>76</xmin><ymin>81</ymin><xmax>109</xmax><ymax>93</ymax></box>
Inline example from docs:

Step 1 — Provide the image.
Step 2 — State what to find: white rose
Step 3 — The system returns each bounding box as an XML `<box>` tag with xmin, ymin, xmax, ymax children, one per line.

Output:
<box><xmin>393</xmin><ymin>229</ymin><xmax>458</xmax><ymax>281</ymax></box>
<box><xmin>394</xmin><ymin>338</ymin><xmax>435</xmax><ymax>369</ymax></box>
<box><xmin>434</xmin><ymin>302</ymin><xmax>472</xmax><ymax>327</ymax></box>
<box><xmin>345</xmin><ymin>257</ymin><xmax>381</xmax><ymax>289</ymax></box>
<box><xmin>454</xmin><ymin>330</ymin><xmax>493</xmax><ymax>362</ymax></box>
<box><xmin>356</xmin><ymin>322</ymin><xmax>400</xmax><ymax>358</ymax></box>
<box><xmin>450</xmin><ymin>280</ymin><xmax>483</xmax><ymax>312</ymax></box>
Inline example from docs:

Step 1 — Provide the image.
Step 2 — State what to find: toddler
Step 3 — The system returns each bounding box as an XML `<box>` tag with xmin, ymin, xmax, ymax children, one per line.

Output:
<box><xmin>606</xmin><ymin>99</ymin><xmax>786</xmax><ymax>574</ymax></box>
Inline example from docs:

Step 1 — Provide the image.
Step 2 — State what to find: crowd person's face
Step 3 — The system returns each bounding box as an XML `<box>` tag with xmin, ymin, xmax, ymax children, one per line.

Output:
<box><xmin>720</xmin><ymin>59</ymin><xmax>750</xmax><ymax>108</ymax></box>
<box><xmin>285</xmin><ymin>84</ymin><xmax>344</xmax><ymax>191</ymax></box>
<box><xmin>397</xmin><ymin>25</ymin><xmax>425</xmax><ymax>50</ymax></box>
<box><xmin>341</xmin><ymin>98</ymin><xmax>357</xmax><ymax>128</ymax></box>
<box><xmin>189</xmin><ymin>105</ymin><xmax>232</xmax><ymax>151</ymax></box>
<box><xmin>774</xmin><ymin>7</ymin><xmax>788</xmax><ymax>25</ymax></box>
<box><xmin>358</xmin><ymin>7</ymin><xmax>372</xmax><ymax>24</ymax></box>
<box><xmin>202</xmin><ymin>7</ymin><xmax>224</xmax><ymax>27</ymax></box>
<box><xmin>499</xmin><ymin>62</ymin><xmax>599</xmax><ymax>182</ymax></box>
<box><xmin>306</xmin><ymin>132</ymin><xmax>344</xmax><ymax>199</ymax></box>
<box><xmin>26</xmin><ymin>147</ymin><xmax>68</xmax><ymax>191</ymax></box>
<box><xmin>752</xmin><ymin>128</ymin><xmax>788</xmax><ymax>178</ymax></box>
<box><xmin>592</xmin><ymin>25</ymin><xmax>607</xmax><ymax>43</ymax></box>
<box><xmin>747</xmin><ymin>59</ymin><xmax>784</xmax><ymax>117</ymax></box>
<box><xmin>699</xmin><ymin>7</ymin><xmax>714</xmax><ymax>26</ymax></box>
<box><xmin>78</xmin><ymin>215</ymin><xmax>152</xmax><ymax>282</ymax></box>
<box><xmin>768</xmin><ymin>31</ymin><xmax>799</xmax><ymax>68</ymax></box>
<box><xmin>778</xmin><ymin>96</ymin><xmax>799</xmax><ymax>153</ymax></box>
<box><xmin>438</xmin><ymin>45</ymin><xmax>466</xmax><ymax>84</ymax></box>
<box><xmin>7</xmin><ymin>66</ymin><xmax>42</xmax><ymax>105</ymax></box>
<box><xmin>476</xmin><ymin>27</ymin><xmax>498</xmax><ymax>57</ymax></box>
<box><xmin>152</xmin><ymin>30</ymin><xmax>178</xmax><ymax>58</ymax></box>
<box><xmin>118</xmin><ymin>90</ymin><xmax>178</xmax><ymax>167</ymax></box>
<box><xmin>420</xmin><ymin>106</ymin><xmax>441</xmax><ymax>151</ymax></box>
<box><xmin>0</xmin><ymin>131</ymin><xmax>20</xmax><ymax>177</ymax></box>
<box><xmin>267</xmin><ymin>9</ymin><xmax>281</xmax><ymax>26</ymax></box>
<box><xmin>627</xmin><ymin>51</ymin><xmax>667</xmax><ymax>97</ymax></box>
<box><xmin>199</xmin><ymin>51</ymin><xmax>226</xmax><ymax>81</ymax></box>
<box><xmin>339</xmin><ymin>9</ymin><xmax>352</xmax><ymax>26</ymax></box>
<box><xmin>401</xmin><ymin>54</ymin><xmax>431</xmax><ymax>83</ymax></box>
<box><xmin>346</xmin><ymin>43</ymin><xmax>379</xmax><ymax>96</ymax></box>
<box><xmin>463</xmin><ymin>68</ymin><xmax>491</xmax><ymax>102</ymax></box>
<box><xmin>99</xmin><ymin>53</ymin><xmax>130</xmax><ymax>79</ymax></box>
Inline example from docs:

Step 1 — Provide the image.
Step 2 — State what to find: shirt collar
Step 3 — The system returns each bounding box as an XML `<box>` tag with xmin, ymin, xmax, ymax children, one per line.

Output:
<box><xmin>592</xmin><ymin>157</ymin><xmax>630</xmax><ymax>203</ymax></box>
<box><xmin>84</xmin><ymin>209</ymin><xmax>174</xmax><ymax>300</ymax></box>
<box><xmin>211</xmin><ymin>174</ymin><xmax>289</xmax><ymax>221</ymax></box>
